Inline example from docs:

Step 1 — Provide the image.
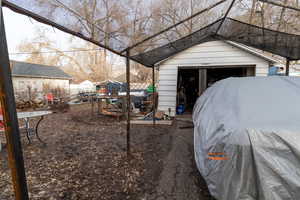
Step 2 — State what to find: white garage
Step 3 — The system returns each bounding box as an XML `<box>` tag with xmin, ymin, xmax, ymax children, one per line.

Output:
<box><xmin>157</xmin><ymin>40</ymin><xmax>279</xmax><ymax>116</ymax></box>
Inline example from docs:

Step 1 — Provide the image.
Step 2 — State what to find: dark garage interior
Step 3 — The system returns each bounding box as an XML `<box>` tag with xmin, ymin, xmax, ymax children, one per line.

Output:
<box><xmin>207</xmin><ymin>67</ymin><xmax>254</xmax><ymax>87</ymax></box>
<box><xmin>177</xmin><ymin>66</ymin><xmax>255</xmax><ymax>113</ymax></box>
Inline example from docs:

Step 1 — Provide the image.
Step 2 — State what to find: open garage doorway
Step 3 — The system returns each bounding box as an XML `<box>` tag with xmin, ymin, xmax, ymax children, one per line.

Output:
<box><xmin>177</xmin><ymin>69</ymin><xmax>199</xmax><ymax>113</ymax></box>
<box><xmin>176</xmin><ymin>66</ymin><xmax>255</xmax><ymax>114</ymax></box>
<box><xmin>207</xmin><ymin>67</ymin><xmax>255</xmax><ymax>87</ymax></box>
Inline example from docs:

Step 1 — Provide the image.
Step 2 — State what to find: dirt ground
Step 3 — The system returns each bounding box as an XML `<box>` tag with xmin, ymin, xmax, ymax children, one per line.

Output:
<box><xmin>0</xmin><ymin>104</ymin><xmax>212</xmax><ymax>200</ymax></box>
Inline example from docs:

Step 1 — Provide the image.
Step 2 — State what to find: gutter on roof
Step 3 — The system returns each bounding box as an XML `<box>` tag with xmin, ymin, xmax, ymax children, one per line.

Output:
<box><xmin>224</xmin><ymin>41</ymin><xmax>280</xmax><ymax>64</ymax></box>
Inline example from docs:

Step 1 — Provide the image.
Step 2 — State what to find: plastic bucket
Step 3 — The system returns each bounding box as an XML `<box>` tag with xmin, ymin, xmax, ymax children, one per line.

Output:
<box><xmin>176</xmin><ymin>104</ymin><xmax>185</xmax><ymax>115</ymax></box>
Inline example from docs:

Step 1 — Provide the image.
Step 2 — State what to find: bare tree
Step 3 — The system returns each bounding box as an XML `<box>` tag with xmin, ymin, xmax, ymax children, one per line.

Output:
<box><xmin>16</xmin><ymin>28</ymin><xmax>115</xmax><ymax>82</ymax></box>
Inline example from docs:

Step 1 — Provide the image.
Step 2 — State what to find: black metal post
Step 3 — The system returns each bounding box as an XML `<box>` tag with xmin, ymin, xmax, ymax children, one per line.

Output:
<box><xmin>215</xmin><ymin>0</ymin><xmax>236</xmax><ymax>35</ymax></box>
<box><xmin>126</xmin><ymin>50</ymin><xmax>131</xmax><ymax>156</ymax></box>
<box><xmin>286</xmin><ymin>59</ymin><xmax>290</xmax><ymax>76</ymax></box>
<box><xmin>152</xmin><ymin>66</ymin><xmax>156</xmax><ymax>126</ymax></box>
<box><xmin>0</xmin><ymin>5</ymin><xmax>29</xmax><ymax>200</ymax></box>
<box><xmin>90</xmin><ymin>95</ymin><xmax>94</xmax><ymax>117</ymax></box>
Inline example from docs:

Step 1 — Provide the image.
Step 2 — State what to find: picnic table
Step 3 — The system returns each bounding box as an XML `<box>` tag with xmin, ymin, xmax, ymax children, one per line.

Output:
<box><xmin>0</xmin><ymin>110</ymin><xmax>52</xmax><ymax>145</ymax></box>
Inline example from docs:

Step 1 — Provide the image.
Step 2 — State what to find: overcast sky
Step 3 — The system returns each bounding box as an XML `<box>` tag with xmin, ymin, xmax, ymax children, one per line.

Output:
<box><xmin>3</xmin><ymin>8</ymin><xmax>69</xmax><ymax>57</ymax></box>
<box><xmin>3</xmin><ymin>7</ymin><xmax>34</xmax><ymax>54</ymax></box>
<box><xmin>2</xmin><ymin>7</ymin><xmax>123</xmax><ymax>68</ymax></box>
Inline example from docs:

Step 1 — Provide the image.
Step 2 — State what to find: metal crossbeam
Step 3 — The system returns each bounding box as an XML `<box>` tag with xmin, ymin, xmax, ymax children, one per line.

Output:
<box><xmin>122</xmin><ymin>0</ymin><xmax>228</xmax><ymax>53</ymax></box>
<box><xmin>1</xmin><ymin>0</ymin><xmax>146</xmax><ymax>66</ymax></box>
<box><xmin>215</xmin><ymin>0</ymin><xmax>236</xmax><ymax>34</ymax></box>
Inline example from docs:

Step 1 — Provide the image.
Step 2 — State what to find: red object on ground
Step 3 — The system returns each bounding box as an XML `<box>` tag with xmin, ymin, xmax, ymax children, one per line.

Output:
<box><xmin>46</xmin><ymin>93</ymin><xmax>54</xmax><ymax>102</ymax></box>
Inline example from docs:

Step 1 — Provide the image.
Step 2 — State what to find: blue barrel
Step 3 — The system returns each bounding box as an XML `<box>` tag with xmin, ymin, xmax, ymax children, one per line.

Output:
<box><xmin>176</xmin><ymin>104</ymin><xmax>185</xmax><ymax>115</ymax></box>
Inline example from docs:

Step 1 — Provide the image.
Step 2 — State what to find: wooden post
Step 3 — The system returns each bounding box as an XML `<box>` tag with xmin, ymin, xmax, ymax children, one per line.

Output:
<box><xmin>152</xmin><ymin>66</ymin><xmax>156</xmax><ymax>126</ymax></box>
<box><xmin>286</xmin><ymin>59</ymin><xmax>290</xmax><ymax>76</ymax></box>
<box><xmin>0</xmin><ymin>5</ymin><xmax>29</xmax><ymax>200</ymax></box>
<box><xmin>126</xmin><ymin>50</ymin><xmax>131</xmax><ymax>156</ymax></box>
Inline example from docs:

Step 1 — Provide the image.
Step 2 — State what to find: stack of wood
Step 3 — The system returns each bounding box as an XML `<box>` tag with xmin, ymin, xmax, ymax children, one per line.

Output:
<box><xmin>15</xmin><ymin>98</ymin><xmax>45</xmax><ymax>110</ymax></box>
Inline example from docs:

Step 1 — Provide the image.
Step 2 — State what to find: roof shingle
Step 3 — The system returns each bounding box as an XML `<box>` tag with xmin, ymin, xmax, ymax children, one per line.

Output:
<box><xmin>11</xmin><ymin>61</ymin><xmax>72</xmax><ymax>80</ymax></box>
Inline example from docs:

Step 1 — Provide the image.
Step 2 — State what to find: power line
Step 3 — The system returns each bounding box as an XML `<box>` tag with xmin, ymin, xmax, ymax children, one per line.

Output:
<box><xmin>9</xmin><ymin>48</ymin><xmax>102</xmax><ymax>55</ymax></box>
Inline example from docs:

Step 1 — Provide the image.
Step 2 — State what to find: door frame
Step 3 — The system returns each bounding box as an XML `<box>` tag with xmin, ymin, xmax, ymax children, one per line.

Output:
<box><xmin>177</xmin><ymin>64</ymin><xmax>256</xmax><ymax>100</ymax></box>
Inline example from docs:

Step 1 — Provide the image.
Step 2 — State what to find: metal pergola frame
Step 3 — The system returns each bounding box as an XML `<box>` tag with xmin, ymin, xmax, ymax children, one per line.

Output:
<box><xmin>0</xmin><ymin>0</ymin><xmax>299</xmax><ymax>199</ymax></box>
<box><xmin>258</xmin><ymin>0</ymin><xmax>296</xmax><ymax>74</ymax></box>
<box><xmin>0</xmin><ymin>2</ymin><xmax>29</xmax><ymax>199</ymax></box>
<box><xmin>121</xmin><ymin>0</ymin><xmax>228</xmax><ymax>53</ymax></box>
<box><xmin>1</xmin><ymin>1</ymin><xmax>229</xmax><ymax>197</ymax></box>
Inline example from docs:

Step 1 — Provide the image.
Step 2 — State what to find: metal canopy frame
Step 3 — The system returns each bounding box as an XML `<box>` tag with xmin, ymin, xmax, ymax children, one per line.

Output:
<box><xmin>2</xmin><ymin>0</ymin><xmax>299</xmax><ymax>65</ymax></box>
<box><xmin>133</xmin><ymin>17</ymin><xmax>300</xmax><ymax>67</ymax></box>
<box><xmin>0</xmin><ymin>0</ymin><xmax>229</xmax><ymax>66</ymax></box>
<box><xmin>1</xmin><ymin>0</ymin><xmax>147</xmax><ymax>67</ymax></box>
<box><xmin>131</xmin><ymin>20</ymin><xmax>221</xmax><ymax>67</ymax></box>
<box><xmin>121</xmin><ymin>0</ymin><xmax>228</xmax><ymax>53</ymax></box>
<box><xmin>215</xmin><ymin>0</ymin><xmax>236</xmax><ymax>34</ymax></box>
<box><xmin>0</xmin><ymin>2</ymin><xmax>29</xmax><ymax>199</ymax></box>
<box><xmin>1</xmin><ymin>1</ymin><xmax>300</xmax><ymax>199</ymax></box>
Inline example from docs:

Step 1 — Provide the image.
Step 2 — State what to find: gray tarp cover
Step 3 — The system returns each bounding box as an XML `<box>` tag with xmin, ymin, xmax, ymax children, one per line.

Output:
<box><xmin>193</xmin><ymin>76</ymin><xmax>300</xmax><ymax>200</ymax></box>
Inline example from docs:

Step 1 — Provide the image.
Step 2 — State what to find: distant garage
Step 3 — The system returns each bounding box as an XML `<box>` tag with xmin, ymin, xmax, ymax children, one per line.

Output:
<box><xmin>157</xmin><ymin>40</ymin><xmax>278</xmax><ymax>116</ymax></box>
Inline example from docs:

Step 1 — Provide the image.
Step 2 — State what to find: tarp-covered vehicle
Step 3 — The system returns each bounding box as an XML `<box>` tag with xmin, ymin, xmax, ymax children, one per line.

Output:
<box><xmin>193</xmin><ymin>77</ymin><xmax>300</xmax><ymax>200</ymax></box>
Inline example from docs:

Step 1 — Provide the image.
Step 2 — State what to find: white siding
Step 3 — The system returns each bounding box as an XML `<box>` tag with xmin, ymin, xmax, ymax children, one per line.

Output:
<box><xmin>157</xmin><ymin>41</ymin><xmax>270</xmax><ymax>116</ymax></box>
<box><xmin>12</xmin><ymin>77</ymin><xmax>70</xmax><ymax>95</ymax></box>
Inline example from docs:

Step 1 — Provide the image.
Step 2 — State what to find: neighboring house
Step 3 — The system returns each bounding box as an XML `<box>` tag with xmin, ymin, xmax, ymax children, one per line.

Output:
<box><xmin>157</xmin><ymin>40</ymin><xmax>279</xmax><ymax>116</ymax></box>
<box><xmin>11</xmin><ymin>61</ymin><xmax>72</xmax><ymax>95</ymax></box>
<box><xmin>80</xmin><ymin>80</ymin><xmax>95</xmax><ymax>89</ymax></box>
<box><xmin>70</xmin><ymin>80</ymin><xmax>95</xmax><ymax>95</ymax></box>
<box><xmin>96</xmin><ymin>80</ymin><xmax>125</xmax><ymax>95</ymax></box>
